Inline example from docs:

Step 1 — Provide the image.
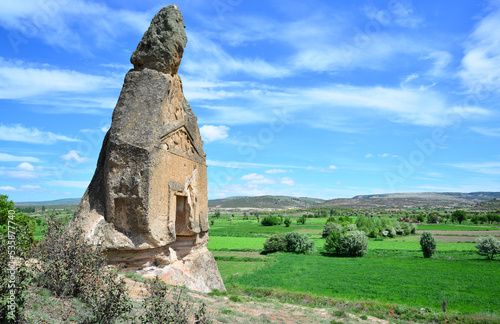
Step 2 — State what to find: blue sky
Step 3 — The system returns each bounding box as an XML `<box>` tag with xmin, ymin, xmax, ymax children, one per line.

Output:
<box><xmin>1</xmin><ymin>0</ymin><xmax>500</xmax><ymax>202</ymax></box>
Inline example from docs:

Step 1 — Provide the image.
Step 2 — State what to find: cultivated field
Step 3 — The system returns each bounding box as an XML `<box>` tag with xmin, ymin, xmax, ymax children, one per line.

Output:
<box><xmin>207</xmin><ymin>211</ymin><xmax>500</xmax><ymax>323</ymax></box>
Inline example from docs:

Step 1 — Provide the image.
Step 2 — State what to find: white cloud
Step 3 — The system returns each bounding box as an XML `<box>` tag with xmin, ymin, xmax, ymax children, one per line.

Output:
<box><xmin>0</xmin><ymin>185</ymin><xmax>43</xmax><ymax>192</ymax></box>
<box><xmin>240</xmin><ymin>173</ymin><xmax>275</xmax><ymax>185</ymax></box>
<box><xmin>0</xmin><ymin>124</ymin><xmax>80</xmax><ymax>144</ymax></box>
<box><xmin>281</xmin><ymin>177</ymin><xmax>295</xmax><ymax>186</ymax></box>
<box><xmin>183</xmin><ymin>31</ymin><xmax>290</xmax><ymax>79</ymax></box>
<box><xmin>49</xmin><ymin>180</ymin><xmax>89</xmax><ymax>188</ymax></box>
<box><xmin>265</xmin><ymin>169</ymin><xmax>288</xmax><ymax>174</ymax></box>
<box><xmin>0</xmin><ymin>0</ymin><xmax>151</xmax><ymax>53</ymax></box>
<box><xmin>17</xmin><ymin>162</ymin><xmax>35</xmax><ymax>171</ymax></box>
<box><xmin>0</xmin><ymin>153</ymin><xmax>40</xmax><ymax>162</ymax></box>
<box><xmin>0</xmin><ymin>58</ymin><xmax>119</xmax><ymax>108</ymax></box>
<box><xmin>61</xmin><ymin>150</ymin><xmax>89</xmax><ymax>163</ymax></box>
<box><xmin>2</xmin><ymin>162</ymin><xmax>41</xmax><ymax>179</ymax></box>
<box><xmin>329</xmin><ymin>165</ymin><xmax>338</xmax><ymax>170</ymax></box>
<box><xmin>365</xmin><ymin>153</ymin><xmax>373</xmax><ymax>158</ymax></box>
<box><xmin>458</xmin><ymin>6</ymin><xmax>500</xmax><ymax>92</ymax></box>
<box><xmin>301</xmin><ymin>85</ymin><xmax>491</xmax><ymax>127</ymax></box>
<box><xmin>200</xmin><ymin>125</ymin><xmax>230</xmax><ymax>143</ymax></box>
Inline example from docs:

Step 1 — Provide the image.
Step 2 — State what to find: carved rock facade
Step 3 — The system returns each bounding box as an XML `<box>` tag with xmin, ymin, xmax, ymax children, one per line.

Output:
<box><xmin>70</xmin><ymin>5</ymin><xmax>225</xmax><ymax>293</ymax></box>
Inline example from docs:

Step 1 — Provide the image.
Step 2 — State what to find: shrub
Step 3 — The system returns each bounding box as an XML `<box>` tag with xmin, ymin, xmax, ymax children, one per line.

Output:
<box><xmin>322</xmin><ymin>223</ymin><xmax>342</xmax><ymax>238</ymax></box>
<box><xmin>284</xmin><ymin>232</ymin><xmax>316</xmax><ymax>254</ymax></box>
<box><xmin>475</xmin><ymin>236</ymin><xmax>500</xmax><ymax>260</ymax></box>
<box><xmin>0</xmin><ymin>195</ymin><xmax>33</xmax><ymax>323</ymax></box>
<box><xmin>427</xmin><ymin>213</ymin><xmax>441</xmax><ymax>224</ymax></box>
<box><xmin>345</xmin><ymin>224</ymin><xmax>357</xmax><ymax>231</ymax></box>
<box><xmin>263</xmin><ymin>232</ymin><xmax>315</xmax><ymax>254</ymax></box>
<box><xmin>325</xmin><ymin>231</ymin><xmax>368</xmax><ymax>257</ymax></box>
<box><xmin>415</xmin><ymin>214</ymin><xmax>425</xmax><ymax>222</ymax></box>
<box><xmin>296</xmin><ymin>215</ymin><xmax>306</xmax><ymax>225</ymax></box>
<box><xmin>420</xmin><ymin>231</ymin><xmax>436</xmax><ymax>258</ymax></box>
<box><xmin>263</xmin><ymin>234</ymin><xmax>287</xmax><ymax>253</ymax></box>
<box><xmin>451</xmin><ymin>210</ymin><xmax>467</xmax><ymax>224</ymax></box>
<box><xmin>261</xmin><ymin>216</ymin><xmax>280</xmax><ymax>226</ymax></box>
<box><xmin>140</xmin><ymin>277</ymin><xmax>211</xmax><ymax>324</ymax></box>
<box><xmin>81</xmin><ymin>271</ymin><xmax>132</xmax><ymax>324</ymax></box>
<box><xmin>0</xmin><ymin>232</ymin><xmax>31</xmax><ymax>323</ymax></box>
<box><xmin>394</xmin><ymin>224</ymin><xmax>405</xmax><ymax>235</ymax></box>
<box><xmin>410</xmin><ymin>223</ymin><xmax>417</xmax><ymax>234</ymax></box>
<box><xmin>284</xmin><ymin>218</ymin><xmax>291</xmax><ymax>227</ymax></box>
<box><xmin>34</xmin><ymin>215</ymin><xmax>132</xmax><ymax>323</ymax></box>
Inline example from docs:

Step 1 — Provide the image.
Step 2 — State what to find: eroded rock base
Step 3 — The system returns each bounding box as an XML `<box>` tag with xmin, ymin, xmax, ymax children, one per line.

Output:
<box><xmin>107</xmin><ymin>233</ymin><xmax>225</xmax><ymax>293</ymax></box>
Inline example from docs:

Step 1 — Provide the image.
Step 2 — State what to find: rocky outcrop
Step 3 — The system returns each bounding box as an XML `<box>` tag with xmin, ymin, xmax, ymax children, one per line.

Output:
<box><xmin>70</xmin><ymin>4</ymin><xmax>225</xmax><ymax>293</ymax></box>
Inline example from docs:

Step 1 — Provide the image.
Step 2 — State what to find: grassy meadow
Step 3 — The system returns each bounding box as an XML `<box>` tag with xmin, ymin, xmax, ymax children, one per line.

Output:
<box><xmin>207</xmin><ymin>212</ymin><xmax>500</xmax><ymax>319</ymax></box>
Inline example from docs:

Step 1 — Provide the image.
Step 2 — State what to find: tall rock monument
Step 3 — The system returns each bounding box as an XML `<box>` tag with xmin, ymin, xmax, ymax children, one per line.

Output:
<box><xmin>70</xmin><ymin>5</ymin><xmax>225</xmax><ymax>293</ymax></box>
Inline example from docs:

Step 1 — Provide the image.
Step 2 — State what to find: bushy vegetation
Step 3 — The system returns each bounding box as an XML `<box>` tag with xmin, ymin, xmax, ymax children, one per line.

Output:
<box><xmin>322</xmin><ymin>222</ymin><xmax>342</xmax><ymax>238</ymax></box>
<box><xmin>420</xmin><ymin>231</ymin><xmax>437</xmax><ymax>258</ymax></box>
<box><xmin>475</xmin><ymin>236</ymin><xmax>500</xmax><ymax>260</ymax></box>
<box><xmin>326</xmin><ymin>216</ymin><xmax>416</xmax><ymax>239</ymax></box>
<box><xmin>0</xmin><ymin>195</ymin><xmax>33</xmax><ymax>322</ymax></box>
<box><xmin>261</xmin><ymin>215</ymin><xmax>281</xmax><ymax>226</ymax></box>
<box><xmin>324</xmin><ymin>230</ymin><xmax>368</xmax><ymax>257</ymax></box>
<box><xmin>451</xmin><ymin>210</ymin><xmax>467</xmax><ymax>224</ymax></box>
<box><xmin>140</xmin><ymin>277</ymin><xmax>211</xmax><ymax>324</ymax></box>
<box><xmin>33</xmin><ymin>215</ymin><xmax>132</xmax><ymax>323</ymax></box>
<box><xmin>263</xmin><ymin>232</ymin><xmax>315</xmax><ymax>254</ymax></box>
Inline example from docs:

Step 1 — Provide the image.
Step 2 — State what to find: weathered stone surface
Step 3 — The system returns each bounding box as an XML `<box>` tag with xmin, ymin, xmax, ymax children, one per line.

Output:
<box><xmin>130</xmin><ymin>5</ymin><xmax>187</xmax><ymax>74</ymax></box>
<box><xmin>70</xmin><ymin>5</ymin><xmax>225</xmax><ymax>293</ymax></box>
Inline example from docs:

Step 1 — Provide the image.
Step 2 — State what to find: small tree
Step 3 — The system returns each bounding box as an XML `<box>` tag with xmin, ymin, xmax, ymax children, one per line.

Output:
<box><xmin>296</xmin><ymin>215</ymin><xmax>306</xmax><ymax>225</ymax></box>
<box><xmin>324</xmin><ymin>231</ymin><xmax>368</xmax><ymax>257</ymax></box>
<box><xmin>284</xmin><ymin>218</ymin><xmax>291</xmax><ymax>227</ymax></box>
<box><xmin>322</xmin><ymin>222</ymin><xmax>342</xmax><ymax>238</ymax></box>
<box><xmin>451</xmin><ymin>210</ymin><xmax>467</xmax><ymax>224</ymax></box>
<box><xmin>475</xmin><ymin>236</ymin><xmax>500</xmax><ymax>260</ymax></box>
<box><xmin>420</xmin><ymin>231</ymin><xmax>437</xmax><ymax>258</ymax></box>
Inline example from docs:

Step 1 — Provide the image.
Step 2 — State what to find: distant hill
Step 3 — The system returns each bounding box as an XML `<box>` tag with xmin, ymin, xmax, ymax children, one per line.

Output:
<box><xmin>208</xmin><ymin>195</ymin><xmax>325</xmax><ymax>209</ymax></box>
<box><xmin>320</xmin><ymin>192</ymin><xmax>500</xmax><ymax>209</ymax></box>
<box><xmin>15</xmin><ymin>198</ymin><xmax>81</xmax><ymax>206</ymax></box>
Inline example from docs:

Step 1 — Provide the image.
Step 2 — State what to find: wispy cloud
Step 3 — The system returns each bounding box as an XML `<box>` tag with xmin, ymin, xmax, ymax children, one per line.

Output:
<box><xmin>458</xmin><ymin>5</ymin><xmax>500</xmax><ymax>92</ymax></box>
<box><xmin>0</xmin><ymin>124</ymin><xmax>80</xmax><ymax>144</ymax></box>
<box><xmin>470</xmin><ymin>127</ymin><xmax>500</xmax><ymax>137</ymax></box>
<box><xmin>61</xmin><ymin>150</ymin><xmax>89</xmax><ymax>163</ymax></box>
<box><xmin>0</xmin><ymin>0</ymin><xmax>151</xmax><ymax>53</ymax></box>
<box><xmin>0</xmin><ymin>153</ymin><xmax>40</xmax><ymax>162</ymax></box>
<box><xmin>0</xmin><ymin>58</ymin><xmax>119</xmax><ymax>109</ymax></box>
<box><xmin>448</xmin><ymin>161</ymin><xmax>500</xmax><ymax>175</ymax></box>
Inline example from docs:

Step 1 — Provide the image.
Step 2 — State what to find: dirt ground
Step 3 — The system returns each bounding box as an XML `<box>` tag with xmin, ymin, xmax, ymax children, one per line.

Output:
<box><xmin>122</xmin><ymin>276</ymin><xmax>389</xmax><ymax>324</ymax></box>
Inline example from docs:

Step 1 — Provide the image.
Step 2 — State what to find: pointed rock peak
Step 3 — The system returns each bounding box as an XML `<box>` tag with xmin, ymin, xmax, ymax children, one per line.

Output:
<box><xmin>130</xmin><ymin>5</ymin><xmax>187</xmax><ymax>74</ymax></box>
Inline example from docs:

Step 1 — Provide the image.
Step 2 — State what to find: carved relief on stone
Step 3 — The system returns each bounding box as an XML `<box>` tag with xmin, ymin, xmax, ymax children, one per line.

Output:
<box><xmin>162</xmin><ymin>128</ymin><xmax>196</xmax><ymax>156</ymax></box>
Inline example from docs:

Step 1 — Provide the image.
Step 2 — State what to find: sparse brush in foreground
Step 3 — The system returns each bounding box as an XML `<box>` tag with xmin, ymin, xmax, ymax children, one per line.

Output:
<box><xmin>0</xmin><ymin>195</ymin><xmax>33</xmax><ymax>323</ymax></box>
<box><xmin>140</xmin><ymin>276</ymin><xmax>211</xmax><ymax>324</ymax></box>
<box><xmin>34</xmin><ymin>215</ymin><xmax>132</xmax><ymax>323</ymax></box>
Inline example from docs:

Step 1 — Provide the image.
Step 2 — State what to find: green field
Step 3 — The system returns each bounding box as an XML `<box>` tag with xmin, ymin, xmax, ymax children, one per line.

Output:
<box><xmin>208</xmin><ymin>214</ymin><xmax>500</xmax><ymax>318</ymax></box>
<box><xmin>225</xmin><ymin>252</ymin><xmax>499</xmax><ymax>314</ymax></box>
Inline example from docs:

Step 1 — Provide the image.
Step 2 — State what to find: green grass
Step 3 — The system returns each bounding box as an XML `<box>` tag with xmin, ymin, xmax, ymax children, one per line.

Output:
<box><xmin>223</xmin><ymin>252</ymin><xmax>500</xmax><ymax>314</ymax></box>
<box><xmin>208</xmin><ymin>236</ymin><xmax>266</xmax><ymax>251</ymax></box>
<box><xmin>417</xmin><ymin>224</ymin><xmax>499</xmax><ymax>231</ymax></box>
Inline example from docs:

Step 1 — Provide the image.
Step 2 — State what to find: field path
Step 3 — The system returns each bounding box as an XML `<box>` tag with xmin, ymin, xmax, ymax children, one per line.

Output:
<box><xmin>122</xmin><ymin>276</ymin><xmax>388</xmax><ymax>323</ymax></box>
